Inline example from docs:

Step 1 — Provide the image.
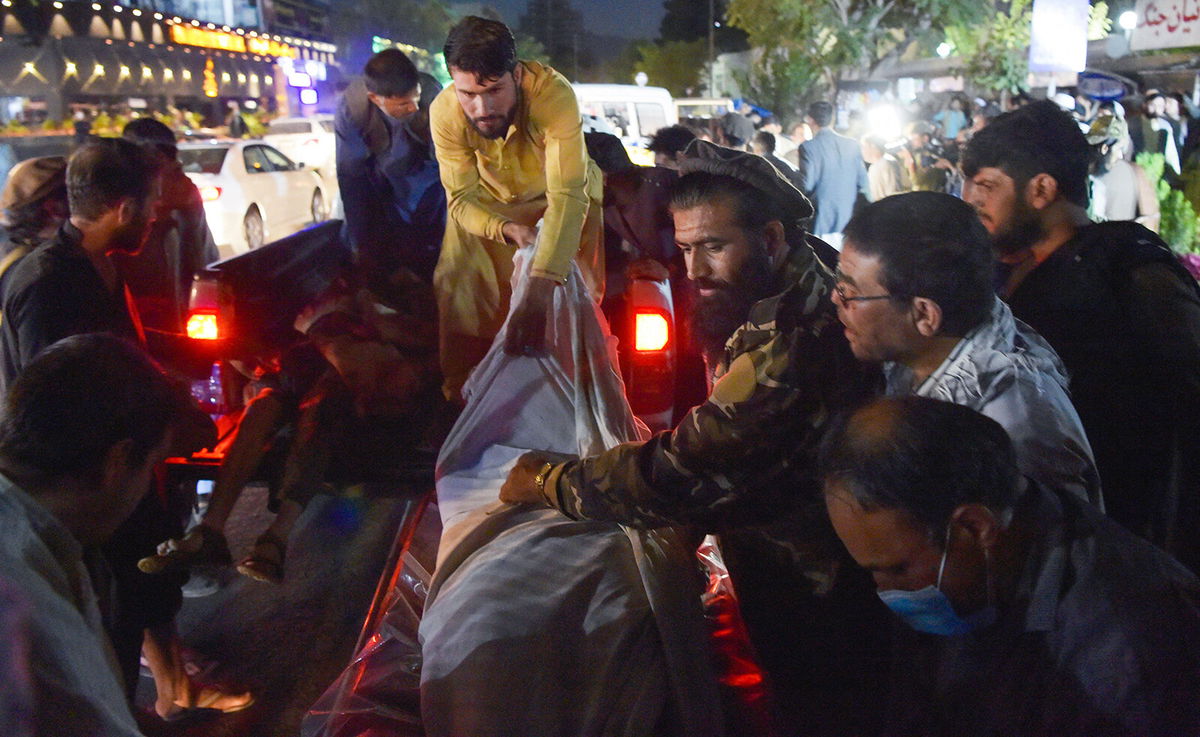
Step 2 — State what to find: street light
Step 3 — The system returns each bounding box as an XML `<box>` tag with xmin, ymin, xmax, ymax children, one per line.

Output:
<box><xmin>936</xmin><ymin>42</ymin><xmax>953</xmax><ymax>58</ymax></box>
<box><xmin>1119</xmin><ymin>10</ymin><xmax>1137</xmax><ymax>30</ymax></box>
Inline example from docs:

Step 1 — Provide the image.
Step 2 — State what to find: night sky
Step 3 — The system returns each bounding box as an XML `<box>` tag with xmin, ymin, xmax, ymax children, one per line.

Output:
<box><xmin>484</xmin><ymin>0</ymin><xmax>665</xmax><ymax>39</ymax></box>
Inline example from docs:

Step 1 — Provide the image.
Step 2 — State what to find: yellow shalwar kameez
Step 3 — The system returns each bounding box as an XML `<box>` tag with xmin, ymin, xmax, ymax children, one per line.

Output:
<box><xmin>429</xmin><ymin>60</ymin><xmax>603</xmax><ymax>397</ymax></box>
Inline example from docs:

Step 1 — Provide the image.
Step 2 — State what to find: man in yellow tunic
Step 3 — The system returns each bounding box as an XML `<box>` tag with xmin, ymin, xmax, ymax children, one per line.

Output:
<box><xmin>430</xmin><ymin>16</ymin><xmax>603</xmax><ymax>400</ymax></box>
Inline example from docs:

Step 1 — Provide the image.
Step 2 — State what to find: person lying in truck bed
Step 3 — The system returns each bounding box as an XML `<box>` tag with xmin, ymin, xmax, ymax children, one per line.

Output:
<box><xmin>141</xmin><ymin>266</ymin><xmax>451</xmax><ymax>584</ymax></box>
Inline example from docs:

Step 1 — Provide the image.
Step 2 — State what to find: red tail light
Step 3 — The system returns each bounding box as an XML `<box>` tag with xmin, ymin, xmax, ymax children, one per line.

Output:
<box><xmin>634</xmin><ymin>310</ymin><xmax>670</xmax><ymax>352</ymax></box>
<box><xmin>186</xmin><ymin>309</ymin><xmax>220</xmax><ymax>340</ymax></box>
<box><xmin>199</xmin><ymin>186</ymin><xmax>222</xmax><ymax>202</ymax></box>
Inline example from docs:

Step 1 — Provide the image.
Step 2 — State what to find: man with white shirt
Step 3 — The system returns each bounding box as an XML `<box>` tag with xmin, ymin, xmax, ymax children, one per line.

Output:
<box><xmin>0</xmin><ymin>333</ymin><xmax>193</xmax><ymax>736</ymax></box>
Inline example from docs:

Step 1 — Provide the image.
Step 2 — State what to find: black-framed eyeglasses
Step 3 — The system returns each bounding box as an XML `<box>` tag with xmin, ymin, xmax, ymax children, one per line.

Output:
<box><xmin>834</xmin><ymin>282</ymin><xmax>904</xmax><ymax>305</ymax></box>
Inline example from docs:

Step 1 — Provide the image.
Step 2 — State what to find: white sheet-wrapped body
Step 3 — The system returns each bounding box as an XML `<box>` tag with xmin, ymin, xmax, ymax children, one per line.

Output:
<box><xmin>421</xmin><ymin>246</ymin><xmax>722</xmax><ymax>737</ymax></box>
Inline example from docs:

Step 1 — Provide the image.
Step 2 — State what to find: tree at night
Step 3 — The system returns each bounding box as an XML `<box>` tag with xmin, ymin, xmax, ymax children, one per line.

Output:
<box><xmin>519</xmin><ymin>0</ymin><xmax>592</xmax><ymax>78</ymax></box>
<box><xmin>328</xmin><ymin>0</ymin><xmax>453</xmax><ymax>76</ymax></box>
<box><xmin>659</xmin><ymin>0</ymin><xmax>747</xmax><ymax>51</ymax></box>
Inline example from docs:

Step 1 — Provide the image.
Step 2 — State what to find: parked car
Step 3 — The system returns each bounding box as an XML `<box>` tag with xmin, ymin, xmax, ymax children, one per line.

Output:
<box><xmin>574</xmin><ymin>83</ymin><xmax>677</xmax><ymax>167</ymax></box>
<box><xmin>178</xmin><ymin>140</ymin><xmax>329</xmax><ymax>256</ymax></box>
<box><xmin>263</xmin><ymin>114</ymin><xmax>335</xmax><ymax>174</ymax></box>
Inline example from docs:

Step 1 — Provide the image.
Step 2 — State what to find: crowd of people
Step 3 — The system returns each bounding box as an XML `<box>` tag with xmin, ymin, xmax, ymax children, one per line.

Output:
<box><xmin>660</xmin><ymin>86</ymin><xmax>1200</xmax><ymax>246</ymax></box>
<box><xmin>1</xmin><ymin>13</ymin><xmax>1200</xmax><ymax>737</ymax></box>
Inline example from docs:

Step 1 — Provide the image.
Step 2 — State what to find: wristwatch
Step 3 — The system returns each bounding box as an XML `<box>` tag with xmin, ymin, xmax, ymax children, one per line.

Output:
<box><xmin>533</xmin><ymin>461</ymin><xmax>557</xmax><ymax>507</ymax></box>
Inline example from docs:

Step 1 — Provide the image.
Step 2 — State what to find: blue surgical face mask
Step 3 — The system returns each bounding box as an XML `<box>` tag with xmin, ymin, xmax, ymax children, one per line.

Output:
<box><xmin>877</xmin><ymin>525</ymin><xmax>997</xmax><ymax>636</ymax></box>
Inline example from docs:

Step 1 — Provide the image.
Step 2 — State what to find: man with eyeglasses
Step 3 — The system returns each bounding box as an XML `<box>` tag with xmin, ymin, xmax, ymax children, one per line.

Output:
<box><xmin>822</xmin><ymin>396</ymin><xmax>1200</xmax><ymax>737</ymax></box>
<box><xmin>833</xmin><ymin>191</ymin><xmax>1100</xmax><ymax>507</ymax></box>
<box><xmin>502</xmin><ymin>140</ymin><xmax>890</xmax><ymax>735</ymax></box>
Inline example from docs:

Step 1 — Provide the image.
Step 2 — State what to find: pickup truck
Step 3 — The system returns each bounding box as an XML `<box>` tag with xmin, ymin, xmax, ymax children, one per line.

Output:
<box><xmin>176</xmin><ymin>219</ymin><xmax>685</xmax><ymax>442</ymax></box>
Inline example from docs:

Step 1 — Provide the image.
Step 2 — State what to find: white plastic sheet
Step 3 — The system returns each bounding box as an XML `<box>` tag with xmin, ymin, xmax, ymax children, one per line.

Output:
<box><xmin>421</xmin><ymin>245</ymin><xmax>723</xmax><ymax>737</ymax></box>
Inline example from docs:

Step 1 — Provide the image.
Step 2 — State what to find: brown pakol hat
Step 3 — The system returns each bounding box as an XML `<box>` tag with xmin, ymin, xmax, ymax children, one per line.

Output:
<box><xmin>0</xmin><ymin>156</ymin><xmax>67</xmax><ymax>227</ymax></box>
<box><xmin>677</xmin><ymin>138</ymin><xmax>814</xmax><ymax>222</ymax></box>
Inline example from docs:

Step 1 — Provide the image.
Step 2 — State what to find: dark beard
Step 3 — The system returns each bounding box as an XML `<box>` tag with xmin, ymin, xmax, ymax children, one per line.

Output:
<box><xmin>989</xmin><ymin>198</ymin><xmax>1045</xmax><ymax>258</ymax></box>
<box><xmin>468</xmin><ymin>90</ymin><xmax>519</xmax><ymax>140</ymax></box>
<box><xmin>690</xmin><ymin>246</ymin><xmax>782</xmax><ymax>366</ymax></box>
<box><xmin>469</xmin><ymin>110</ymin><xmax>515</xmax><ymax>139</ymax></box>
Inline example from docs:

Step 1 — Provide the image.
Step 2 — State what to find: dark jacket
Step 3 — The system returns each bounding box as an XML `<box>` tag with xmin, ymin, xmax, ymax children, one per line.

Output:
<box><xmin>800</xmin><ymin>128</ymin><xmax>868</xmax><ymax>235</ymax></box>
<box><xmin>0</xmin><ymin>223</ymin><xmax>137</xmax><ymax>392</ymax></box>
<box><xmin>1003</xmin><ymin>221</ymin><xmax>1200</xmax><ymax>573</ymax></box>
<box><xmin>113</xmin><ymin>161</ymin><xmax>218</xmax><ymax>332</ymax></box>
<box><xmin>887</xmin><ymin>480</ymin><xmax>1200</xmax><ymax>737</ymax></box>
<box><xmin>335</xmin><ymin>75</ymin><xmax>446</xmax><ymax>281</ymax></box>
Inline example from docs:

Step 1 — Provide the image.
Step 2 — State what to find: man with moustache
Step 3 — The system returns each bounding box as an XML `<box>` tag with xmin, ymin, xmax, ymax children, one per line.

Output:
<box><xmin>962</xmin><ymin>99</ymin><xmax>1200</xmax><ymax>573</ymax></box>
<box><xmin>0</xmin><ymin>139</ymin><xmax>249</xmax><ymax>719</ymax></box>
<box><xmin>0</xmin><ymin>139</ymin><xmax>158</xmax><ymax>388</ymax></box>
<box><xmin>429</xmin><ymin>16</ymin><xmax>604</xmax><ymax>400</ymax></box>
<box><xmin>831</xmin><ymin>191</ymin><xmax>1100</xmax><ymax>505</ymax></box>
<box><xmin>502</xmin><ymin>140</ymin><xmax>888</xmax><ymax>735</ymax></box>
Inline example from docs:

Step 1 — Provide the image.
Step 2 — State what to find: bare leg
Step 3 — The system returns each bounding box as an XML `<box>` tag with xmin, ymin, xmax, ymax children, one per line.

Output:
<box><xmin>202</xmin><ymin>389</ymin><xmax>286</xmax><ymax>530</ymax></box>
<box><xmin>238</xmin><ymin>377</ymin><xmax>349</xmax><ymax>583</ymax></box>
<box><xmin>140</xmin><ymin>390</ymin><xmax>287</xmax><ymax>573</ymax></box>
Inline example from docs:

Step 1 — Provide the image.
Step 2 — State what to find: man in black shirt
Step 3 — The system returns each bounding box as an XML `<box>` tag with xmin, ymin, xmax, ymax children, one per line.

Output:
<box><xmin>0</xmin><ymin>140</ymin><xmax>153</xmax><ymax>387</ymax></box>
<box><xmin>0</xmin><ymin>139</ymin><xmax>250</xmax><ymax>720</ymax></box>
<box><xmin>962</xmin><ymin>100</ymin><xmax>1200</xmax><ymax>574</ymax></box>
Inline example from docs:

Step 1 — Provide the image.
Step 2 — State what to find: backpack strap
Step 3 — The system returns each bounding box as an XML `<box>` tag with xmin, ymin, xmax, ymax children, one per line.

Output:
<box><xmin>1075</xmin><ymin>221</ymin><xmax>1200</xmax><ymax>302</ymax></box>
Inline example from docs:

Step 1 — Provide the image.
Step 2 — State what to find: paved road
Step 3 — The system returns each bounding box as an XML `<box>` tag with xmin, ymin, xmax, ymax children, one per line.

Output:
<box><xmin>133</xmin><ymin>482</ymin><xmax>429</xmax><ymax>736</ymax></box>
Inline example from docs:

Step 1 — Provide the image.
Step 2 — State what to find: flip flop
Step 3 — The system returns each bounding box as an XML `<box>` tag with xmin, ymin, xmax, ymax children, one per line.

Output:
<box><xmin>236</xmin><ymin>531</ymin><xmax>287</xmax><ymax>584</ymax></box>
<box><xmin>138</xmin><ymin>525</ymin><xmax>232</xmax><ymax>574</ymax></box>
<box><xmin>160</xmin><ymin>685</ymin><xmax>255</xmax><ymax>722</ymax></box>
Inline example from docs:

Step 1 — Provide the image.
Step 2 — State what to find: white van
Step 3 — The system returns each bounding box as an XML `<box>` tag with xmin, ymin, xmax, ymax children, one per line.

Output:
<box><xmin>573</xmin><ymin>83</ymin><xmax>677</xmax><ymax>166</ymax></box>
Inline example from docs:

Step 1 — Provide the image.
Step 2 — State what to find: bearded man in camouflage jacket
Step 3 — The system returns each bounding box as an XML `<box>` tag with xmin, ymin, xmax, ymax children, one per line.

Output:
<box><xmin>502</xmin><ymin>140</ymin><xmax>890</xmax><ymax>735</ymax></box>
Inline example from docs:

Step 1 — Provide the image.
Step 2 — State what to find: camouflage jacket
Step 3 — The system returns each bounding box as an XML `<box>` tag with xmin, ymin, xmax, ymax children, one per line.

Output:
<box><xmin>546</xmin><ymin>241</ymin><xmax>878</xmax><ymax>532</ymax></box>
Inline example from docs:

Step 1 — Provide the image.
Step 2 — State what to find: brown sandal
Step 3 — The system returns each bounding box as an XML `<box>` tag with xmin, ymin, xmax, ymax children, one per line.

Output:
<box><xmin>236</xmin><ymin>531</ymin><xmax>287</xmax><ymax>584</ymax></box>
<box><xmin>138</xmin><ymin>525</ymin><xmax>232</xmax><ymax>574</ymax></box>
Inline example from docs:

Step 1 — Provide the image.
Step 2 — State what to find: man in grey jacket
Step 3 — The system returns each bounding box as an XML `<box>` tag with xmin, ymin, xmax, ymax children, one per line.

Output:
<box><xmin>832</xmin><ymin>191</ymin><xmax>1101</xmax><ymax>506</ymax></box>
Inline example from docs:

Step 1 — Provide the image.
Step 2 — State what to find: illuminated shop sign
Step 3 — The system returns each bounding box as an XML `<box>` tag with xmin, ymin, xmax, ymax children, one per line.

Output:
<box><xmin>169</xmin><ymin>25</ymin><xmax>296</xmax><ymax>58</ymax></box>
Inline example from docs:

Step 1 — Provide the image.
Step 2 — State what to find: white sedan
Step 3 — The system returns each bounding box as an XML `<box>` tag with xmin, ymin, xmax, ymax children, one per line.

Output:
<box><xmin>179</xmin><ymin>141</ymin><xmax>329</xmax><ymax>257</ymax></box>
<box><xmin>263</xmin><ymin>115</ymin><xmax>335</xmax><ymax>173</ymax></box>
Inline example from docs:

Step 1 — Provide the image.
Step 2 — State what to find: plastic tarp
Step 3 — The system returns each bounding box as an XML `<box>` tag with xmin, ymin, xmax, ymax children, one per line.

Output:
<box><xmin>302</xmin><ymin>244</ymin><xmax>724</xmax><ymax>737</ymax></box>
<box><xmin>420</xmin><ymin>245</ymin><xmax>723</xmax><ymax>737</ymax></box>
